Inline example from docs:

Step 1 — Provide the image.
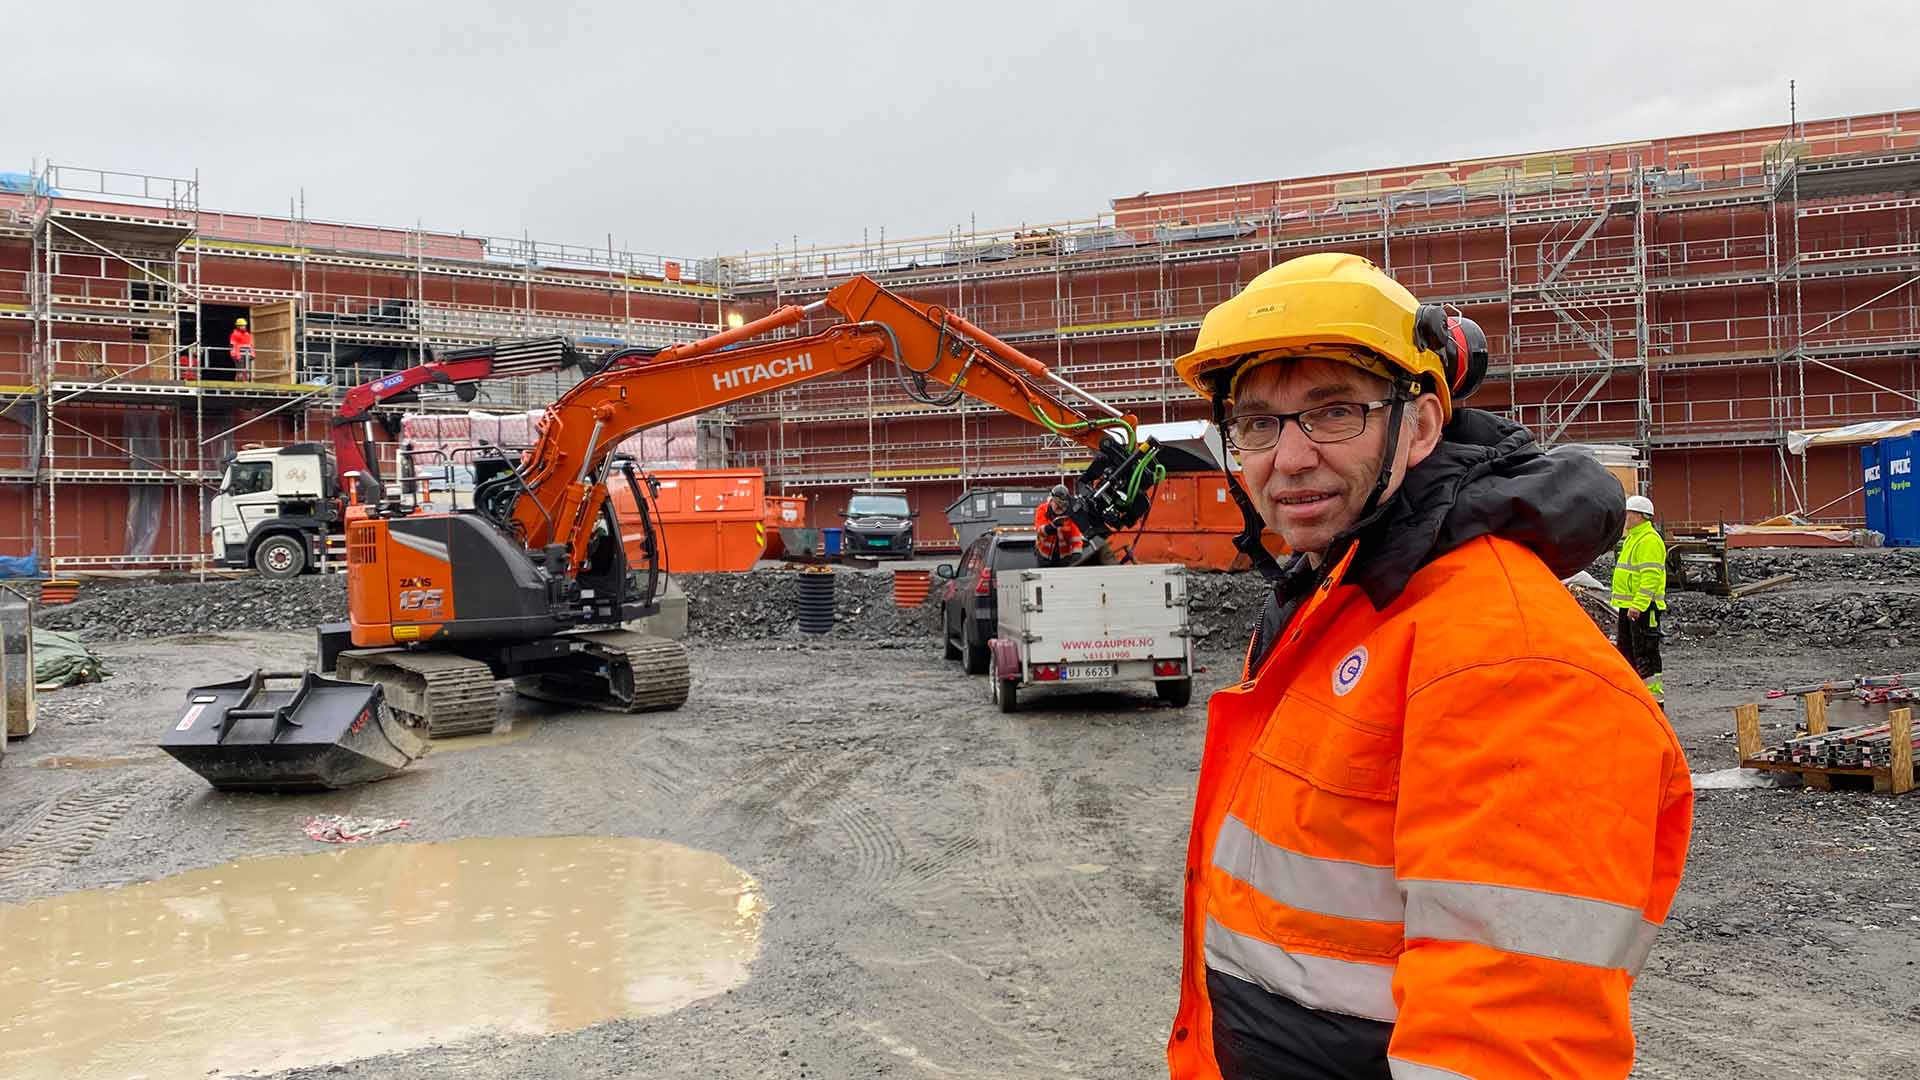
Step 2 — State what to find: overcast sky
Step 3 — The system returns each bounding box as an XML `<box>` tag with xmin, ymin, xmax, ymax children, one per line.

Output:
<box><xmin>10</xmin><ymin>0</ymin><xmax>1917</xmax><ymax>259</ymax></box>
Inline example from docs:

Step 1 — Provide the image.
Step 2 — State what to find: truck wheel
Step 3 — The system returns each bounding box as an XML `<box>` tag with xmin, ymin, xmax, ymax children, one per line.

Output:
<box><xmin>1156</xmin><ymin>677</ymin><xmax>1193</xmax><ymax>708</ymax></box>
<box><xmin>995</xmin><ymin>677</ymin><xmax>1019</xmax><ymax>713</ymax></box>
<box><xmin>962</xmin><ymin>627</ymin><xmax>989</xmax><ymax>676</ymax></box>
<box><xmin>254</xmin><ymin>535</ymin><xmax>307</xmax><ymax>579</ymax></box>
<box><xmin>943</xmin><ymin>610</ymin><xmax>962</xmax><ymax>661</ymax></box>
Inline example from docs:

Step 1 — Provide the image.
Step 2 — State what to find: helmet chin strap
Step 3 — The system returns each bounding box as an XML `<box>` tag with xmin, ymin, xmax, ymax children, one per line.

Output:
<box><xmin>1210</xmin><ymin>389</ymin><xmax>1287</xmax><ymax>584</ymax></box>
<box><xmin>1318</xmin><ymin>376</ymin><xmax>1416</xmax><ymax>576</ymax></box>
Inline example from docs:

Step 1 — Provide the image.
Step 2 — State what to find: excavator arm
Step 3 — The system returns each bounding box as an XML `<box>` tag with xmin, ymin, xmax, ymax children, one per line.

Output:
<box><xmin>492</xmin><ymin>274</ymin><xmax>1162</xmax><ymax>569</ymax></box>
<box><xmin>331</xmin><ymin>338</ymin><xmax>584</xmax><ymax>500</ymax></box>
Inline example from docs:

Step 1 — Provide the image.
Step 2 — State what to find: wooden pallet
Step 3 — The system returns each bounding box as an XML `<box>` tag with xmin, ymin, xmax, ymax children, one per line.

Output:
<box><xmin>1734</xmin><ymin>697</ymin><xmax>1916</xmax><ymax>795</ymax></box>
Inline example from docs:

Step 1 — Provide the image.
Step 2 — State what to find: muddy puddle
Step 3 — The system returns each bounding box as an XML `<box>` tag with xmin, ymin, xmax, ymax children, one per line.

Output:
<box><xmin>0</xmin><ymin>836</ymin><xmax>762</xmax><ymax>1079</ymax></box>
<box><xmin>427</xmin><ymin>718</ymin><xmax>541</xmax><ymax>753</ymax></box>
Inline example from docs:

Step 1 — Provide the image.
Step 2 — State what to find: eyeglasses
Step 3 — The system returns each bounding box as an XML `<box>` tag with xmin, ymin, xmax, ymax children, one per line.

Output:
<box><xmin>1223</xmin><ymin>399</ymin><xmax>1394</xmax><ymax>451</ymax></box>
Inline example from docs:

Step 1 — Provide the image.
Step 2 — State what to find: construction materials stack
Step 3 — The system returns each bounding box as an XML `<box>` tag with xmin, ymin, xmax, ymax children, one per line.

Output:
<box><xmin>1754</xmin><ymin>722</ymin><xmax>1920</xmax><ymax>768</ymax></box>
<box><xmin>1734</xmin><ymin>678</ymin><xmax>1919</xmax><ymax>795</ymax></box>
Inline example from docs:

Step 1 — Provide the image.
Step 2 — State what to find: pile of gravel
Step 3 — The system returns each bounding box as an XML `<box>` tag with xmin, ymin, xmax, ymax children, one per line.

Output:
<box><xmin>680</xmin><ymin>567</ymin><xmax>942</xmax><ymax>644</ymax></box>
<box><xmin>1662</xmin><ymin>589</ymin><xmax>1919</xmax><ymax>648</ymax></box>
<box><xmin>1724</xmin><ymin>547</ymin><xmax>1920</xmax><ymax>584</ymax></box>
<box><xmin>1587</xmin><ymin>545</ymin><xmax>1920</xmax><ymax>586</ymax></box>
<box><xmin>35</xmin><ymin>577</ymin><xmax>347</xmax><ymax>642</ymax></box>
<box><xmin>31</xmin><ymin>543</ymin><xmax>1919</xmax><ymax>654</ymax></box>
<box><xmin>30</xmin><ymin>569</ymin><xmax>948</xmax><ymax>646</ymax></box>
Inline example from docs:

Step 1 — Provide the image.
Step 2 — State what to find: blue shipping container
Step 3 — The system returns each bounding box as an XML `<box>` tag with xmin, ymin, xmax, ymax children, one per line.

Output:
<box><xmin>1863</xmin><ymin>442</ymin><xmax>1889</xmax><ymax>541</ymax></box>
<box><xmin>1883</xmin><ymin>434</ymin><xmax>1920</xmax><ymax>546</ymax></box>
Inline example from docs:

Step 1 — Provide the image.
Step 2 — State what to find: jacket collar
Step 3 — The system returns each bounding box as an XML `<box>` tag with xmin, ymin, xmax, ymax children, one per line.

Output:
<box><xmin>1323</xmin><ymin>409</ymin><xmax>1625</xmax><ymax>610</ymax></box>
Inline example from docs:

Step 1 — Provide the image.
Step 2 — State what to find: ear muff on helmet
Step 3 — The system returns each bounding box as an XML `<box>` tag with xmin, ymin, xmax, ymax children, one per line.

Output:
<box><xmin>1413</xmin><ymin>304</ymin><xmax>1489</xmax><ymax>405</ymax></box>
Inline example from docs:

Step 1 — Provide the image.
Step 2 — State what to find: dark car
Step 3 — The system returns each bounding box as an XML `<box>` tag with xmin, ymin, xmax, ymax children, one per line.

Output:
<box><xmin>841</xmin><ymin>490</ymin><xmax>916</xmax><ymax>557</ymax></box>
<box><xmin>936</xmin><ymin>528</ymin><xmax>1038</xmax><ymax>674</ymax></box>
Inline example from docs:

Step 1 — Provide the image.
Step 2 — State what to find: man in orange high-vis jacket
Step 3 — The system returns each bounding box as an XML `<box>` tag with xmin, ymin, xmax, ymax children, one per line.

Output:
<box><xmin>228</xmin><ymin>317</ymin><xmax>255</xmax><ymax>380</ymax></box>
<box><xmin>1034</xmin><ymin>483</ymin><xmax>1084</xmax><ymax>564</ymax></box>
<box><xmin>1167</xmin><ymin>252</ymin><xmax>1693</xmax><ymax>1080</ymax></box>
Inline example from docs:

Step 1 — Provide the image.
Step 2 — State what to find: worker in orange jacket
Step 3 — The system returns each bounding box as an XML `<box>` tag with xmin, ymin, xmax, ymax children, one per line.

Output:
<box><xmin>1167</xmin><ymin>252</ymin><xmax>1693</xmax><ymax>1080</ymax></box>
<box><xmin>228</xmin><ymin>317</ymin><xmax>255</xmax><ymax>380</ymax></box>
<box><xmin>1034</xmin><ymin>483</ymin><xmax>1084</xmax><ymax>564</ymax></box>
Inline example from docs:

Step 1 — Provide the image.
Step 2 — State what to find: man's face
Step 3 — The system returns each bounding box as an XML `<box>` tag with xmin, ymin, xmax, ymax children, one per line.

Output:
<box><xmin>1231</xmin><ymin>356</ymin><xmax>1442</xmax><ymax>559</ymax></box>
<box><xmin>1048</xmin><ymin>495</ymin><xmax>1066</xmax><ymax>513</ymax></box>
<box><xmin>1623</xmin><ymin>511</ymin><xmax>1646</xmax><ymax>533</ymax></box>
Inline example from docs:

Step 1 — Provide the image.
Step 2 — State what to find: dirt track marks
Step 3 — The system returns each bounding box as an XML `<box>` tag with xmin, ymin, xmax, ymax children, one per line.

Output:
<box><xmin>0</xmin><ymin>776</ymin><xmax>150</xmax><ymax>891</ymax></box>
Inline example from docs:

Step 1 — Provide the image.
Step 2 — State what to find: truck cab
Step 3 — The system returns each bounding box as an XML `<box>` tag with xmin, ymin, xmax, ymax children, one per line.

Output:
<box><xmin>209</xmin><ymin>443</ymin><xmax>343</xmax><ymax>578</ymax></box>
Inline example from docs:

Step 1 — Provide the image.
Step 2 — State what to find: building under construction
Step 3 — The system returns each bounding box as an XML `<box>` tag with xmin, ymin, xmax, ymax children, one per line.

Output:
<box><xmin>3</xmin><ymin>106</ymin><xmax>1918</xmax><ymax>567</ymax></box>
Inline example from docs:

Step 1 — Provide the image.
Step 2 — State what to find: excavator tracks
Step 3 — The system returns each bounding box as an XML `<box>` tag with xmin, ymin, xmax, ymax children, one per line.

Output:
<box><xmin>513</xmin><ymin>630</ymin><xmax>692</xmax><ymax>714</ymax></box>
<box><xmin>334</xmin><ymin>650</ymin><xmax>501</xmax><ymax>739</ymax></box>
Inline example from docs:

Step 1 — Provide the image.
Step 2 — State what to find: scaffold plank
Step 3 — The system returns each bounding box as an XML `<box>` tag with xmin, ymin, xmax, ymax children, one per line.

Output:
<box><xmin>49</xmin><ymin>469</ymin><xmax>220</xmax><ymax>484</ymax></box>
<box><xmin>1797</xmin><ymin>196</ymin><xmax>1920</xmax><ymax>218</ymax></box>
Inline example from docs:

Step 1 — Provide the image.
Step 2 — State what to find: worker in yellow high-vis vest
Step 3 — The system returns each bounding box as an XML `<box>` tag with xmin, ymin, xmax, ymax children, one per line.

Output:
<box><xmin>1611</xmin><ymin>494</ymin><xmax>1668</xmax><ymax>701</ymax></box>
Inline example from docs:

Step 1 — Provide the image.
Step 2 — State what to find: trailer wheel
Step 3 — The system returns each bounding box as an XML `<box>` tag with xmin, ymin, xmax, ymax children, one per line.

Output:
<box><xmin>995</xmin><ymin>677</ymin><xmax>1019</xmax><ymax>713</ymax></box>
<box><xmin>1156</xmin><ymin>677</ymin><xmax>1193</xmax><ymax>708</ymax></box>
<box><xmin>254</xmin><ymin>535</ymin><xmax>308</xmax><ymax>580</ymax></box>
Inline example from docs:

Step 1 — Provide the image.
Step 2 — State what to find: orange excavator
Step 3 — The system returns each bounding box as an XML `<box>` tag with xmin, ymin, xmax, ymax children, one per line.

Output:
<box><xmin>314</xmin><ymin>274</ymin><xmax>1165</xmax><ymax>737</ymax></box>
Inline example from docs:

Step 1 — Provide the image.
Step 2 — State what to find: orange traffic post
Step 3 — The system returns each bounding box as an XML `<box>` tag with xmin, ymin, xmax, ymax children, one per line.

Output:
<box><xmin>893</xmin><ymin>568</ymin><xmax>932</xmax><ymax>607</ymax></box>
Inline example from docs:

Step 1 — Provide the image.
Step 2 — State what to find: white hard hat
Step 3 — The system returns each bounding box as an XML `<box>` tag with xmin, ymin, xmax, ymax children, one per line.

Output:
<box><xmin>1625</xmin><ymin>495</ymin><xmax>1655</xmax><ymax>516</ymax></box>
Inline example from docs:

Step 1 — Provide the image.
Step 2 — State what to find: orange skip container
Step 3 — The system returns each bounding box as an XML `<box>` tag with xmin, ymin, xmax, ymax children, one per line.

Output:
<box><xmin>1113</xmin><ymin>473</ymin><xmax>1289</xmax><ymax>571</ymax></box>
<box><xmin>609</xmin><ymin>469</ymin><xmax>769</xmax><ymax>573</ymax></box>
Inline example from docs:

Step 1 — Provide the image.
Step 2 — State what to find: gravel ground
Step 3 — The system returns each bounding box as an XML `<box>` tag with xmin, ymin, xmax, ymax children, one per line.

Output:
<box><xmin>8</xmin><ymin>553</ymin><xmax>1920</xmax><ymax>1078</ymax></box>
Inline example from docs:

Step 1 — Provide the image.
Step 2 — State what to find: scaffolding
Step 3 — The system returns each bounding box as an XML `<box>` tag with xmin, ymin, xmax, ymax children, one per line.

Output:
<box><xmin>719</xmin><ymin>109</ymin><xmax>1920</xmax><ymax>524</ymax></box>
<box><xmin>3</xmin><ymin>110</ymin><xmax>1917</xmax><ymax>561</ymax></box>
<box><xmin>26</xmin><ymin>164</ymin><xmax>204</xmax><ymax>568</ymax></box>
<box><xmin>2</xmin><ymin>163</ymin><xmax>726</xmax><ymax>569</ymax></box>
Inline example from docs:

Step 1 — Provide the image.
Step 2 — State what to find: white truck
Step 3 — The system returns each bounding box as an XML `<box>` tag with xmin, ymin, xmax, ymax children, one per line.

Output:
<box><xmin>988</xmin><ymin>562</ymin><xmax>1193</xmax><ymax>712</ymax></box>
<box><xmin>208</xmin><ymin>443</ymin><xmax>346</xmax><ymax>579</ymax></box>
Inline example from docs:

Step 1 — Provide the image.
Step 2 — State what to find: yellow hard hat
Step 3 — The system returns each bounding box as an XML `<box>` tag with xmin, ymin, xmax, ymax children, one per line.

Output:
<box><xmin>1174</xmin><ymin>252</ymin><xmax>1479</xmax><ymax>419</ymax></box>
<box><xmin>235</xmin><ymin>317</ymin><xmax>248</xmax><ymax>327</ymax></box>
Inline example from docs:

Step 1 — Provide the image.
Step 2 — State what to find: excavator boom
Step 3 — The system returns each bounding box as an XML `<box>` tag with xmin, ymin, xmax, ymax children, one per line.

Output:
<box><xmin>500</xmin><ymin>275</ymin><xmax>1156</xmax><ymax>568</ymax></box>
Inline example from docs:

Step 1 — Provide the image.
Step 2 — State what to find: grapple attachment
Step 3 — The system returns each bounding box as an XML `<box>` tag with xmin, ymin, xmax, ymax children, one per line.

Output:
<box><xmin>160</xmin><ymin>670</ymin><xmax>426</xmax><ymax>792</ymax></box>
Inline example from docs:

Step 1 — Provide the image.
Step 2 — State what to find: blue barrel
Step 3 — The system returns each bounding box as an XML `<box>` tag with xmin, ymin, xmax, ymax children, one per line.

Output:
<box><xmin>1863</xmin><ymin>442</ymin><xmax>1889</xmax><ymax>541</ymax></box>
<box><xmin>1884</xmin><ymin>435</ymin><xmax>1920</xmax><ymax>546</ymax></box>
<box><xmin>821</xmin><ymin>527</ymin><xmax>843</xmax><ymax>555</ymax></box>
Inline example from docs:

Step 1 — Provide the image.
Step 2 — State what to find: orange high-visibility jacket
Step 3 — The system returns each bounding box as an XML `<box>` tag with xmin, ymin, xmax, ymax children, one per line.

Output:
<box><xmin>1169</xmin><ymin>529</ymin><xmax>1694</xmax><ymax>1079</ymax></box>
<box><xmin>229</xmin><ymin>327</ymin><xmax>254</xmax><ymax>360</ymax></box>
<box><xmin>1034</xmin><ymin>501</ymin><xmax>1084</xmax><ymax>560</ymax></box>
<box><xmin>1170</xmin><ymin>408</ymin><xmax>1693</xmax><ymax>1078</ymax></box>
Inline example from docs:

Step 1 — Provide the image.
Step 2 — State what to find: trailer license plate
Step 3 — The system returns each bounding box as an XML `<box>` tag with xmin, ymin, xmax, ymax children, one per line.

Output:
<box><xmin>1061</xmin><ymin>664</ymin><xmax>1115</xmax><ymax>680</ymax></box>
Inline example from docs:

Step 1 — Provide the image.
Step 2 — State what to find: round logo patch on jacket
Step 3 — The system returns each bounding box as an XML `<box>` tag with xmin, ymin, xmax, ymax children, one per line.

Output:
<box><xmin>1333</xmin><ymin>646</ymin><xmax>1368</xmax><ymax>696</ymax></box>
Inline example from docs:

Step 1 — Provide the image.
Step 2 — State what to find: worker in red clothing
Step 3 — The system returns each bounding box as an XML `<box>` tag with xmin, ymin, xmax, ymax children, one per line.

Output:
<box><xmin>1166</xmin><ymin>252</ymin><xmax>1693</xmax><ymax>1080</ymax></box>
<box><xmin>228</xmin><ymin>317</ymin><xmax>255</xmax><ymax>381</ymax></box>
<box><xmin>1034</xmin><ymin>483</ymin><xmax>1084</xmax><ymax>564</ymax></box>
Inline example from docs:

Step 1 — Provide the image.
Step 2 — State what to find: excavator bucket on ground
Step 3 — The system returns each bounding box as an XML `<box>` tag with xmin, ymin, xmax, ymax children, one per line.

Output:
<box><xmin>160</xmin><ymin>670</ymin><xmax>426</xmax><ymax>792</ymax></box>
